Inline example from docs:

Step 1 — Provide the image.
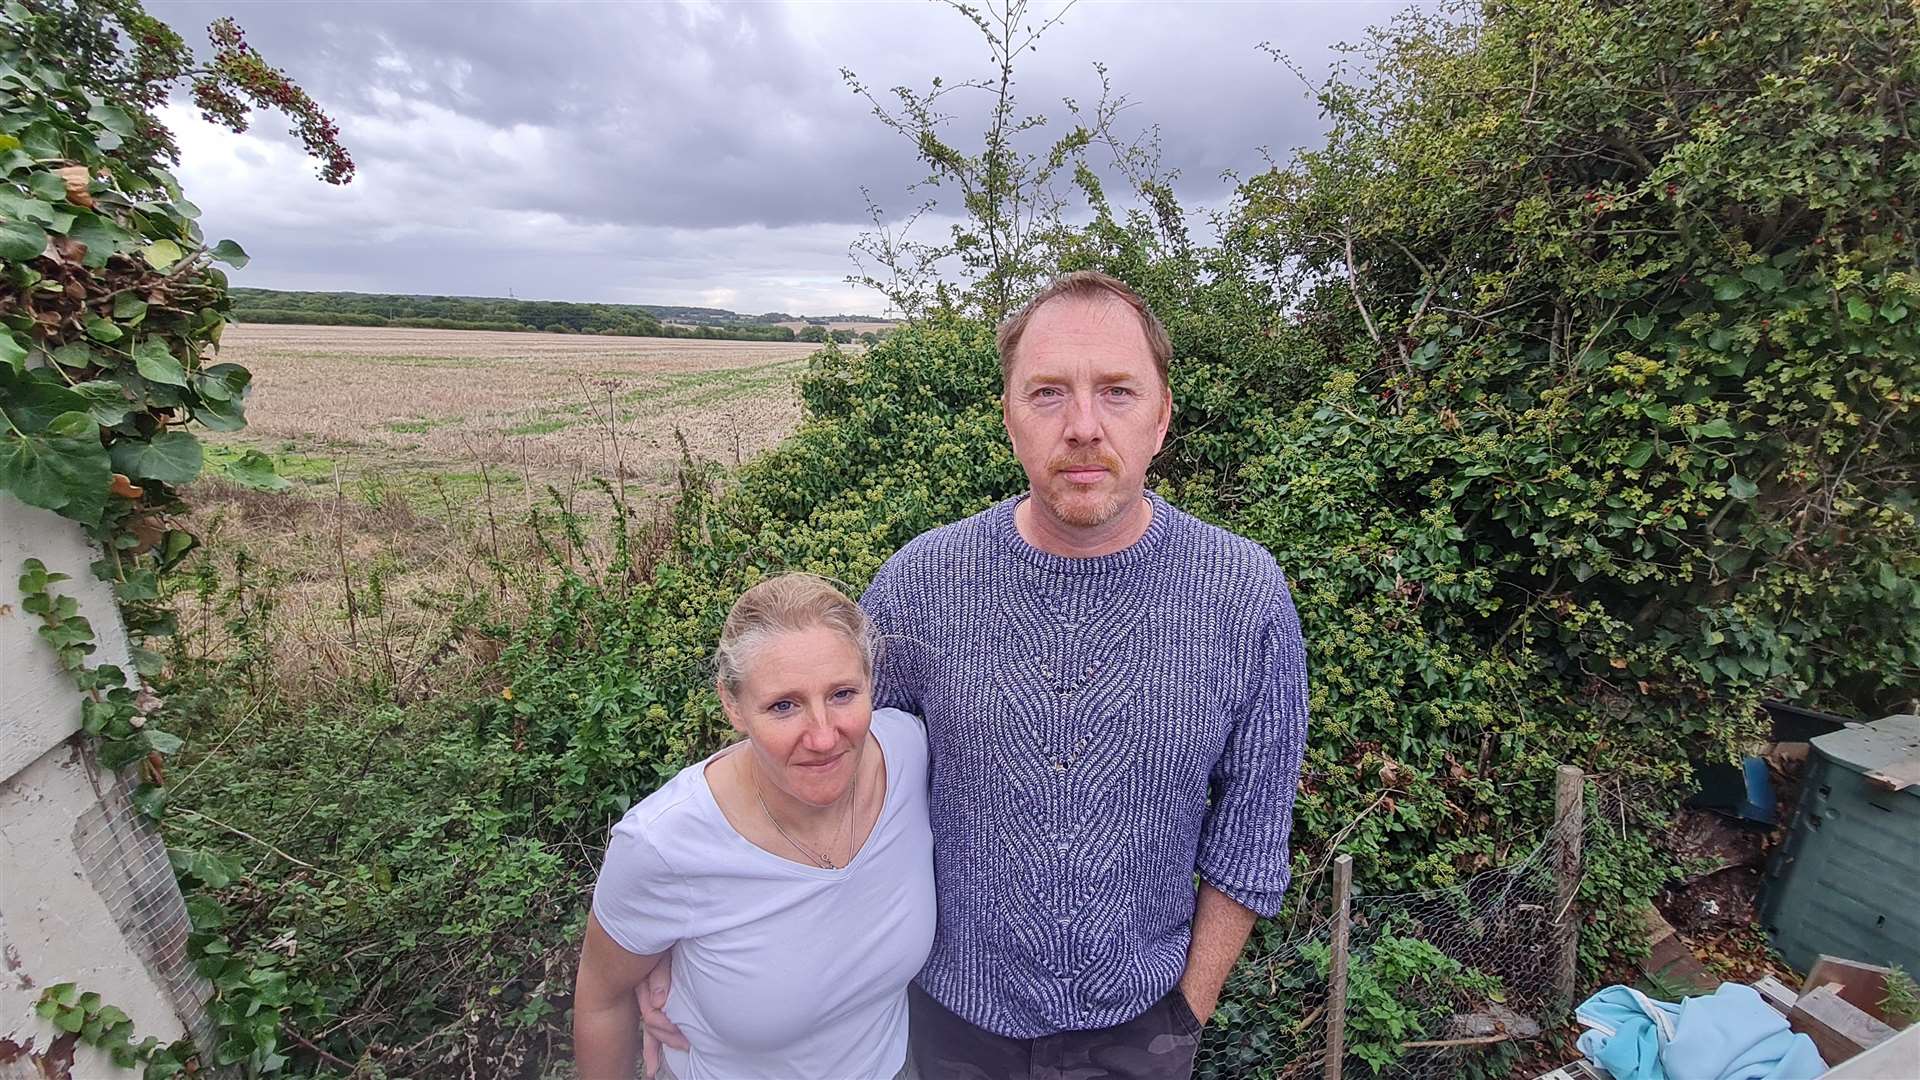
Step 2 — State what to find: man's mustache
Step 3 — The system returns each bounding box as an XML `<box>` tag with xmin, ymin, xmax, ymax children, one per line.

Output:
<box><xmin>1048</xmin><ymin>450</ymin><xmax>1121</xmax><ymax>474</ymax></box>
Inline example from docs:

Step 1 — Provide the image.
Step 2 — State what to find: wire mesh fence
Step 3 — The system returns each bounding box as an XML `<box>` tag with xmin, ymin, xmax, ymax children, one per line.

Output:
<box><xmin>1198</xmin><ymin>774</ymin><xmax>1605</xmax><ymax>1080</ymax></box>
<box><xmin>70</xmin><ymin>755</ymin><xmax>217</xmax><ymax>1055</ymax></box>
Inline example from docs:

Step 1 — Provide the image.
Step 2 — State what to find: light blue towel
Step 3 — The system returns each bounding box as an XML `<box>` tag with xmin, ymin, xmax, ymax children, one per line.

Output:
<box><xmin>1576</xmin><ymin>983</ymin><xmax>1828</xmax><ymax>1080</ymax></box>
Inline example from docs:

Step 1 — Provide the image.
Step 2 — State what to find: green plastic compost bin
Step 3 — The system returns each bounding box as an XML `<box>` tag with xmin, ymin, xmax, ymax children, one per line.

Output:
<box><xmin>1760</xmin><ymin>713</ymin><xmax>1920</xmax><ymax>976</ymax></box>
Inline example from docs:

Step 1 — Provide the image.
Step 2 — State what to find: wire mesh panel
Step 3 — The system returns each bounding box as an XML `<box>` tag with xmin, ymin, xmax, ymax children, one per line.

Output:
<box><xmin>70</xmin><ymin>763</ymin><xmax>215</xmax><ymax>1054</ymax></box>
<box><xmin>1199</xmin><ymin>821</ymin><xmax>1573</xmax><ymax>1080</ymax></box>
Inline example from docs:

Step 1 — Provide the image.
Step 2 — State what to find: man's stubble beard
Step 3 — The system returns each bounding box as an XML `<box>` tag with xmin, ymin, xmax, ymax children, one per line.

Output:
<box><xmin>1036</xmin><ymin>448</ymin><xmax>1136</xmax><ymax>529</ymax></box>
<box><xmin>1044</xmin><ymin>472</ymin><xmax>1128</xmax><ymax>526</ymax></box>
<box><xmin>1038</xmin><ymin>483</ymin><xmax>1133</xmax><ymax>529</ymax></box>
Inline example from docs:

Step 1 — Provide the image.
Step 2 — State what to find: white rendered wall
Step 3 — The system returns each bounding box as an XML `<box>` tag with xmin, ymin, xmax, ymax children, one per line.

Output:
<box><xmin>0</xmin><ymin>492</ymin><xmax>203</xmax><ymax>1078</ymax></box>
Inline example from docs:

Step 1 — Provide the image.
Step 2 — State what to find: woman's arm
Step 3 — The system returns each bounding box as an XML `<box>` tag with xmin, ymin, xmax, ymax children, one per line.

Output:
<box><xmin>574</xmin><ymin>910</ymin><xmax>667</xmax><ymax>1080</ymax></box>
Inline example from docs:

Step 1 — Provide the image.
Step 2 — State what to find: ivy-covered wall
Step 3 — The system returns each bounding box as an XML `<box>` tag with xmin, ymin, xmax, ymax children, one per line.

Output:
<box><xmin>0</xmin><ymin>493</ymin><xmax>205</xmax><ymax>1076</ymax></box>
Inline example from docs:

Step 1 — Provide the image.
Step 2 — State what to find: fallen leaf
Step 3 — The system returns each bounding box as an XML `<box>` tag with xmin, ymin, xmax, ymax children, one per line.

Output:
<box><xmin>110</xmin><ymin>473</ymin><xmax>144</xmax><ymax>500</ymax></box>
<box><xmin>55</xmin><ymin>166</ymin><xmax>94</xmax><ymax>208</ymax></box>
<box><xmin>127</xmin><ymin>513</ymin><xmax>165</xmax><ymax>553</ymax></box>
<box><xmin>50</xmin><ymin>235</ymin><xmax>86</xmax><ymax>265</ymax></box>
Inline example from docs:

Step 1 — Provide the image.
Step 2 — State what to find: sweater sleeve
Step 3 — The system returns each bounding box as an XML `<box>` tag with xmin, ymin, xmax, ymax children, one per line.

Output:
<box><xmin>1196</xmin><ymin>573</ymin><xmax>1310</xmax><ymax>918</ymax></box>
<box><xmin>860</xmin><ymin>558</ymin><xmax>923</xmax><ymax>715</ymax></box>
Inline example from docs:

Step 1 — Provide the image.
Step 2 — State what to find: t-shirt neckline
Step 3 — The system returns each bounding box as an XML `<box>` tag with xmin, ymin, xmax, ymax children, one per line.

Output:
<box><xmin>694</xmin><ymin>709</ymin><xmax>901</xmax><ymax>880</ymax></box>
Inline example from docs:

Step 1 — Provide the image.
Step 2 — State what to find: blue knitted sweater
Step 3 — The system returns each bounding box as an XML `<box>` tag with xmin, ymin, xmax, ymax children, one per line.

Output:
<box><xmin>860</xmin><ymin>493</ymin><xmax>1309</xmax><ymax>1039</ymax></box>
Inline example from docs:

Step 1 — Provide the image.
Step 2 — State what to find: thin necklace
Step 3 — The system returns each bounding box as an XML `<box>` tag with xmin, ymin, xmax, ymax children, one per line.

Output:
<box><xmin>753</xmin><ymin>758</ymin><xmax>858</xmax><ymax>869</ymax></box>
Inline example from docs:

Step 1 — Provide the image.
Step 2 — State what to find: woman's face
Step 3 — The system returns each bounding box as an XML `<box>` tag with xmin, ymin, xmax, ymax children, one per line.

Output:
<box><xmin>720</xmin><ymin>624</ymin><xmax>873</xmax><ymax>807</ymax></box>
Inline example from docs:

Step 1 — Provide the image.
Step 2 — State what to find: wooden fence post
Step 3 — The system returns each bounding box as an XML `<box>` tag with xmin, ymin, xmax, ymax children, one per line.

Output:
<box><xmin>1553</xmin><ymin>765</ymin><xmax>1586</xmax><ymax>1014</ymax></box>
<box><xmin>1327</xmin><ymin>853</ymin><xmax>1353</xmax><ymax>1080</ymax></box>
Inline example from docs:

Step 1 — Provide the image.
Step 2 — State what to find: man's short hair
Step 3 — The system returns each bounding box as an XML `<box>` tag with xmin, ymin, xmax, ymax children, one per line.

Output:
<box><xmin>996</xmin><ymin>271</ymin><xmax>1172</xmax><ymax>391</ymax></box>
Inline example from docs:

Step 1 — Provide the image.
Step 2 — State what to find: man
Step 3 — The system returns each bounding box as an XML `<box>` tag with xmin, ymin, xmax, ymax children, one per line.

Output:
<box><xmin>859</xmin><ymin>271</ymin><xmax>1309</xmax><ymax>1078</ymax></box>
<box><xmin>641</xmin><ymin>271</ymin><xmax>1307</xmax><ymax>1079</ymax></box>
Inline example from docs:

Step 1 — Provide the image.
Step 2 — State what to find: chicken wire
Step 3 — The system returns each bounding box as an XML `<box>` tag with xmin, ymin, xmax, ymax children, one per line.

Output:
<box><xmin>1197</xmin><ymin>807</ymin><xmax>1596</xmax><ymax>1080</ymax></box>
<box><xmin>70</xmin><ymin>762</ymin><xmax>216</xmax><ymax>1054</ymax></box>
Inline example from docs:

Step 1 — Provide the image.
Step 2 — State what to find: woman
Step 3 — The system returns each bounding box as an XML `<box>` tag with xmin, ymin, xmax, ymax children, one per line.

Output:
<box><xmin>573</xmin><ymin>573</ymin><xmax>932</xmax><ymax>1079</ymax></box>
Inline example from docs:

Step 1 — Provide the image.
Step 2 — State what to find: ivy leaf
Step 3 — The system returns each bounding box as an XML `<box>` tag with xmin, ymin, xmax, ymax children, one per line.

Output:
<box><xmin>133</xmin><ymin>340</ymin><xmax>187</xmax><ymax>386</ymax></box>
<box><xmin>51</xmin><ymin>342</ymin><xmax>96</xmax><ymax>369</ymax></box>
<box><xmin>1727</xmin><ymin>473</ymin><xmax>1758</xmax><ymax>500</ymax></box>
<box><xmin>139</xmin><ymin>728</ymin><xmax>184</xmax><ymax>756</ymax></box>
<box><xmin>169</xmin><ymin>847</ymin><xmax>239</xmax><ymax>889</ymax></box>
<box><xmin>192</xmin><ymin>392</ymin><xmax>248</xmax><ymax>432</ymax></box>
<box><xmin>0</xmin><ymin>426</ymin><xmax>108</xmax><ymax>523</ymax></box>
<box><xmin>85</xmin><ymin>315</ymin><xmax>122</xmax><ymax>343</ymax></box>
<box><xmin>140</xmin><ymin>238</ymin><xmax>183</xmax><ymax>270</ymax></box>
<box><xmin>0</xmin><ymin>331</ymin><xmax>25</xmax><ymax>374</ymax></box>
<box><xmin>1881</xmin><ymin>302</ymin><xmax>1908</xmax><ymax>324</ymax></box>
<box><xmin>0</xmin><ymin>189</ymin><xmax>57</xmax><ymax>225</ymax></box>
<box><xmin>221</xmin><ymin>449</ymin><xmax>290</xmax><ymax>491</ymax></box>
<box><xmin>0</xmin><ymin>218</ymin><xmax>47</xmax><ymax>260</ymax></box>
<box><xmin>1740</xmin><ymin>264</ymin><xmax>1784</xmax><ymax>291</ymax></box>
<box><xmin>1711</xmin><ymin>277</ymin><xmax>1748</xmax><ymax>301</ymax></box>
<box><xmin>1624</xmin><ymin>315</ymin><xmax>1654</xmax><ymax>342</ymax></box>
<box><xmin>86</xmin><ymin>101</ymin><xmax>135</xmax><ymax>136</ymax></box>
<box><xmin>112</xmin><ymin>293</ymin><xmax>148</xmax><ymax>323</ymax></box>
<box><xmin>66</xmin><ymin>212</ymin><xmax>132</xmax><ymax>267</ymax></box>
<box><xmin>0</xmin><ymin>370</ymin><xmax>88</xmax><ymax>432</ymax></box>
<box><xmin>132</xmin><ymin>782</ymin><xmax>169</xmax><ymax>819</ymax></box>
<box><xmin>70</xmin><ymin>380</ymin><xmax>131</xmax><ymax>426</ymax></box>
<box><xmin>45</xmin><ymin>410</ymin><xmax>93</xmax><ymax>438</ymax></box>
<box><xmin>109</xmin><ymin>430</ymin><xmax>203</xmax><ymax>486</ymax></box>
<box><xmin>1877</xmin><ymin>562</ymin><xmax>1906</xmax><ymax>597</ymax></box>
<box><xmin>1846</xmin><ymin>297</ymin><xmax>1873</xmax><ymax>322</ymax></box>
<box><xmin>210</xmin><ymin>238</ymin><xmax>249</xmax><ymax>268</ymax></box>
<box><xmin>1624</xmin><ymin>441</ymin><xmax>1655</xmax><ymax>469</ymax></box>
<box><xmin>1688</xmin><ymin>418</ymin><xmax>1735</xmax><ymax>439</ymax></box>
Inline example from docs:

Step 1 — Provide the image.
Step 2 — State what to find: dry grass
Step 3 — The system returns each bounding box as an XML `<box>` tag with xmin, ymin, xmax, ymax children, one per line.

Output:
<box><xmin>213</xmin><ymin>322</ymin><xmax>818</xmax><ymax>489</ymax></box>
<box><xmin>172</xmin><ymin>324</ymin><xmax>803</xmax><ymax>702</ymax></box>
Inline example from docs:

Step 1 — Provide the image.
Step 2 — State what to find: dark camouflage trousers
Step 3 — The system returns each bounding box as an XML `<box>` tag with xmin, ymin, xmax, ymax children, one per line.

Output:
<box><xmin>907</xmin><ymin>983</ymin><xmax>1201</xmax><ymax>1080</ymax></box>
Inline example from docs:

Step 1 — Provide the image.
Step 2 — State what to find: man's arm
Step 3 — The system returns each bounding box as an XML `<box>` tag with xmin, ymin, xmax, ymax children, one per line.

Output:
<box><xmin>859</xmin><ymin>561</ymin><xmax>923</xmax><ymax>714</ymax></box>
<box><xmin>637</xmin><ymin>952</ymin><xmax>689</xmax><ymax>1072</ymax></box>
<box><xmin>1186</xmin><ymin>571</ymin><xmax>1310</xmax><ymax>1024</ymax></box>
<box><xmin>1179</xmin><ymin>881</ymin><xmax>1259</xmax><ymax>1025</ymax></box>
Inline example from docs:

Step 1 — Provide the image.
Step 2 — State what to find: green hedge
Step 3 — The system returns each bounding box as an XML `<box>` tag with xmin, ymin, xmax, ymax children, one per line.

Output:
<box><xmin>164</xmin><ymin>0</ymin><xmax>1916</xmax><ymax>1073</ymax></box>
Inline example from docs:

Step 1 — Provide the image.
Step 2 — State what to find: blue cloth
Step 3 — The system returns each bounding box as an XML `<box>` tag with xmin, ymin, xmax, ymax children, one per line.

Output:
<box><xmin>1576</xmin><ymin>983</ymin><xmax>1828</xmax><ymax>1080</ymax></box>
<box><xmin>861</xmin><ymin>493</ymin><xmax>1309</xmax><ymax>1039</ymax></box>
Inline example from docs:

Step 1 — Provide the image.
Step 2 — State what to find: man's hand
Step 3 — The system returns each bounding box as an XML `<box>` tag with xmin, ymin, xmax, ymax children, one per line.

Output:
<box><xmin>636</xmin><ymin>950</ymin><xmax>688</xmax><ymax>1077</ymax></box>
<box><xmin>1178</xmin><ymin>882</ymin><xmax>1259</xmax><ymax>1027</ymax></box>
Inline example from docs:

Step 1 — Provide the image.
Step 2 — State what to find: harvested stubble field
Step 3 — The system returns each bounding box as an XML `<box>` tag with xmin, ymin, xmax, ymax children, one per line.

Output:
<box><xmin>172</xmin><ymin>323</ymin><xmax>822</xmax><ymax>703</ymax></box>
<box><xmin>211</xmin><ymin>322</ymin><xmax>820</xmax><ymax>498</ymax></box>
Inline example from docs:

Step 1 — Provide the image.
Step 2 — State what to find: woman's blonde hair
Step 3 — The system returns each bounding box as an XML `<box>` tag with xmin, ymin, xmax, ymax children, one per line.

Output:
<box><xmin>713</xmin><ymin>573</ymin><xmax>881</xmax><ymax>694</ymax></box>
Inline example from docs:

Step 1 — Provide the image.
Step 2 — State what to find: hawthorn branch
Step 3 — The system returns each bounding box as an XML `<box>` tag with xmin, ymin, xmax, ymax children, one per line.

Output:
<box><xmin>1340</xmin><ymin>227</ymin><xmax>1384</xmax><ymax>349</ymax></box>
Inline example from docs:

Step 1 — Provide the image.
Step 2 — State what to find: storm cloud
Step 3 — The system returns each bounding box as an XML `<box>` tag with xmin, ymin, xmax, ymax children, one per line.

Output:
<box><xmin>148</xmin><ymin>0</ymin><xmax>1408</xmax><ymax>314</ymax></box>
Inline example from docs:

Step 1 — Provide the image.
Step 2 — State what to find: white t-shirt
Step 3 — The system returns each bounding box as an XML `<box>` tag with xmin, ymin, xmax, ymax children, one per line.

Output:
<box><xmin>591</xmin><ymin>707</ymin><xmax>934</xmax><ymax>1080</ymax></box>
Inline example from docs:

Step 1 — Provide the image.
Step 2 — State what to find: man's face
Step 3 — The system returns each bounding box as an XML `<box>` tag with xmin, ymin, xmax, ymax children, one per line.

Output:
<box><xmin>1002</xmin><ymin>294</ymin><xmax>1171</xmax><ymax>531</ymax></box>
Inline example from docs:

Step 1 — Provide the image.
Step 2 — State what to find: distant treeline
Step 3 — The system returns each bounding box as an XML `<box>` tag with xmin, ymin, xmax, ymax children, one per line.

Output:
<box><xmin>230</xmin><ymin>289</ymin><xmax>892</xmax><ymax>343</ymax></box>
<box><xmin>230</xmin><ymin>289</ymin><xmax>798</xmax><ymax>340</ymax></box>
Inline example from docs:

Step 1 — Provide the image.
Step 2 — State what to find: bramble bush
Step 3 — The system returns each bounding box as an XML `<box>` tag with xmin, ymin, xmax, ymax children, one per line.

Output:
<box><xmin>151</xmin><ymin>0</ymin><xmax>1916</xmax><ymax>1075</ymax></box>
<box><xmin>498</xmin><ymin>0</ymin><xmax>1914</xmax><ymax>1067</ymax></box>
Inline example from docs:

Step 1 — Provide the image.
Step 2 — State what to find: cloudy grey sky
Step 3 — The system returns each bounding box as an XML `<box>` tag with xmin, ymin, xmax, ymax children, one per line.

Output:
<box><xmin>149</xmin><ymin>0</ymin><xmax>1409</xmax><ymax>316</ymax></box>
